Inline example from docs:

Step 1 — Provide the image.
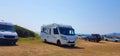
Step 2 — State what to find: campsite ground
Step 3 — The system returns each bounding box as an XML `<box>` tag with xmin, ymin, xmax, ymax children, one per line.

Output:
<box><xmin>0</xmin><ymin>38</ymin><xmax>120</xmax><ymax>56</ymax></box>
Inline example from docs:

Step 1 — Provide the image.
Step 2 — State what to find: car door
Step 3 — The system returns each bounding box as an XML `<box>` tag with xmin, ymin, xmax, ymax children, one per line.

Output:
<box><xmin>109</xmin><ymin>37</ymin><xmax>114</xmax><ymax>41</ymax></box>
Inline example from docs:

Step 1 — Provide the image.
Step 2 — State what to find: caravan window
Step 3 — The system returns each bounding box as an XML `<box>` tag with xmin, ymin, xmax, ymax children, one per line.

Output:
<box><xmin>41</xmin><ymin>28</ymin><xmax>48</xmax><ymax>34</ymax></box>
<box><xmin>59</xmin><ymin>27</ymin><xmax>75</xmax><ymax>35</ymax></box>
<box><xmin>41</xmin><ymin>28</ymin><xmax>46</xmax><ymax>32</ymax></box>
<box><xmin>49</xmin><ymin>28</ymin><xmax>51</xmax><ymax>34</ymax></box>
<box><xmin>53</xmin><ymin>28</ymin><xmax>59</xmax><ymax>34</ymax></box>
<box><xmin>41</xmin><ymin>28</ymin><xmax>45</xmax><ymax>32</ymax></box>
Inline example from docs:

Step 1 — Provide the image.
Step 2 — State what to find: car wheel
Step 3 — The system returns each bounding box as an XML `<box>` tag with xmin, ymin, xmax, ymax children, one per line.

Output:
<box><xmin>115</xmin><ymin>40</ymin><xmax>118</xmax><ymax>42</ymax></box>
<box><xmin>105</xmin><ymin>39</ymin><xmax>108</xmax><ymax>41</ymax></box>
<box><xmin>12</xmin><ymin>42</ymin><xmax>16</xmax><ymax>45</ymax></box>
<box><xmin>96</xmin><ymin>40</ymin><xmax>100</xmax><ymax>42</ymax></box>
<box><xmin>10</xmin><ymin>42</ymin><xmax>16</xmax><ymax>45</ymax></box>
<box><xmin>70</xmin><ymin>45</ymin><xmax>75</xmax><ymax>47</ymax></box>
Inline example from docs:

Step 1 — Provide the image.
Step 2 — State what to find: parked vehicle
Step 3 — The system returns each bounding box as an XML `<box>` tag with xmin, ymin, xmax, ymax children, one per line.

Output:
<box><xmin>104</xmin><ymin>36</ymin><xmax>120</xmax><ymax>42</ymax></box>
<box><xmin>78</xmin><ymin>35</ymin><xmax>88</xmax><ymax>39</ymax></box>
<box><xmin>40</xmin><ymin>23</ymin><xmax>77</xmax><ymax>47</ymax></box>
<box><xmin>77</xmin><ymin>34</ymin><xmax>82</xmax><ymax>39</ymax></box>
<box><xmin>0</xmin><ymin>22</ymin><xmax>18</xmax><ymax>45</ymax></box>
<box><xmin>84</xmin><ymin>34</ymin><xmax>101</xmax><ymax>42</ymax></box>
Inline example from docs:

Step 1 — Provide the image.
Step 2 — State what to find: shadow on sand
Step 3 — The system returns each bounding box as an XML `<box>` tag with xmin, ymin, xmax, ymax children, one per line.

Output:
<box><xmin>98</xmin><ymin>41</ymin><xmax>107</xmax><ymax>44</ymax></box>
<box><xmin>0</xmin><ymin>43</ymin><xmax>18</xmax><ymax>46</ymax></box>
<box><xmin>45</xmin><ymin>42</ymin><xmax>85</xmax><ymax>49</ymax></box>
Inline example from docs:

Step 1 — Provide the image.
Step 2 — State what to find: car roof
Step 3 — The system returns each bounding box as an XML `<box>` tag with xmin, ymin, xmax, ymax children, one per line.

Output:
<box><xmin>0</xmin><ymin>22</ymin><xmax>13</xmax><ymax>26</ymax></box>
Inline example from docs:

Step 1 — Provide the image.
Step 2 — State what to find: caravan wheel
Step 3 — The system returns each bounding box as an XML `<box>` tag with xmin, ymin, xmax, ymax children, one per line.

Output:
<box><xmin>44</xmin><ymin>39</ymin><xmax>48</xmax><ymax>43</ymax></box>
<box><xmin>57</xmin><ymin>40</ymin><xmax>61</xmax><ymax>46</ymax></box>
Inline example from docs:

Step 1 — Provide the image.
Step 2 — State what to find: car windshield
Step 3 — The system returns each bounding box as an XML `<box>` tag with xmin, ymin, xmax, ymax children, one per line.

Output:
<box><xmin>59</xmin><ymin>27</ymin><xmax>75</xmax><ymax>35</ymax></box>
<box><xmin>92</xmin><ymin>34</ymin><xmax>101</xmax><ymax>38</ymax></box>
<box><xmin>0</xmin><ymin>24</ymin><xmax>15</xmax><ymax>32</ymax></box>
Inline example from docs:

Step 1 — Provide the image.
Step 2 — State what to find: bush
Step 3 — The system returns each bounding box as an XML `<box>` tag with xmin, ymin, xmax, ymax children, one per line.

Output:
<box><xmin>14</xmin><ymin>25</ymin><xmax>36</xmax><ymax>38</ymax></box>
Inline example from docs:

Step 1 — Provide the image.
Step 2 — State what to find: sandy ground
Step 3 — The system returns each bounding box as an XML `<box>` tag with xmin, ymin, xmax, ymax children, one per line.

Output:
<box><xmin>0</xmin><ymin>40</ymin><xmax>120</xmax><ymax>56</ymax></box>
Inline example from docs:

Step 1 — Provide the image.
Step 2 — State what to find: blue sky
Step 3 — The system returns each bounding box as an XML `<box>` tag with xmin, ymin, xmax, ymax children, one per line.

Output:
<box><xmin>0</xmin><ymin>0</ymin><xmax>120</xmax><ymax>34</ymax></box>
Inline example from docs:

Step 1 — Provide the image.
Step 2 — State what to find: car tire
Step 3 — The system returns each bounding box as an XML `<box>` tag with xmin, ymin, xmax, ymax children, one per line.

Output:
<box><xmin>115</xmin><ymin>40</ymin><xmax>118</xmax><ymax>42</ymax></box>
<box><xmin>12</xmin><ymin>42</ymin><xmax>16</xmax><ymax>45</ymax></box>
<box><xmin>96</xmin><ymin>40</ymin><xmax>100</xmax><ymax>42</ymax></box>
<box><xmin>9</xmin><ymin>42</ymin><xmax>16</xmax><ymax>45</ymax></box>
<box><xmin>70</xmin><ymin>45</ymin><xmax>75</xmax><ymax>47</ymax></box>
<box><xmin>105</xmin><ymin>39</ymin><xmax>108</xmax><ymax>41</ymax></box>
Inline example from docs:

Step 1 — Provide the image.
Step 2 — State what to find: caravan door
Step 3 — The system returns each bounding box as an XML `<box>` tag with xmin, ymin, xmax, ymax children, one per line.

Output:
<box><xmin>47</xmin><ymin>28</ymin><xmax>53</xmax><ymax>42</ymax></box>
<box><xmin>51</xmin><ymin>28</ymin><xmax>59</xmax><ymax>43</ymax></box>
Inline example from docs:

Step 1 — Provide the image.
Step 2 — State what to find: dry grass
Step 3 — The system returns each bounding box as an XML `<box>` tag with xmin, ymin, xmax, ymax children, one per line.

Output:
<box><xmin>0</xmin><ymin>39</ymin><xmax>120</xmax><ymax>56</ymax></box>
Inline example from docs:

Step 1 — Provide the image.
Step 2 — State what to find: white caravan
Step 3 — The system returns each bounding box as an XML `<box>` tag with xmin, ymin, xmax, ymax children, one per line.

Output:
<box><xmin>0</xmin><ymin>22</ymin><xmax>18</xmax><ymax>45</ymax></box>
<box><xmin>40</xmin><ymin>23</ymin><xmax>77</xmax><ymax>47</ymax></box>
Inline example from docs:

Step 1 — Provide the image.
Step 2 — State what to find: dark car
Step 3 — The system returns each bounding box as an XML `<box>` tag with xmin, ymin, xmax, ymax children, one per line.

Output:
<box><xmin>85</xmin><ymin>34</ymin><xmax>101</xmax><ymax>42</ymax></box>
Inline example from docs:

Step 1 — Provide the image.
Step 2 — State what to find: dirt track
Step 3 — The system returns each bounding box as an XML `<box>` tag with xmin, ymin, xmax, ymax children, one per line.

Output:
<box><xmin>0</xmin><ymin>40</ymin><xmax>120</xmax><ymax>56</ymax></box>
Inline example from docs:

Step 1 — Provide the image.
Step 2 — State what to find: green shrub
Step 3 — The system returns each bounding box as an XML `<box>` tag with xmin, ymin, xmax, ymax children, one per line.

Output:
<box><xmin>14</xmin><ymin>25</ymin><xmax>36</xmax><ymax>38</ymax></box>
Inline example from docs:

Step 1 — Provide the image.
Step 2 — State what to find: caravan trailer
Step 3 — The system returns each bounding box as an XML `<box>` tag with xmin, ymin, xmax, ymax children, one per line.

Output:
<box><xmin>40</xmin><ymin>23</ymin><xmax>77</xmax><ymax>47</ymax></box>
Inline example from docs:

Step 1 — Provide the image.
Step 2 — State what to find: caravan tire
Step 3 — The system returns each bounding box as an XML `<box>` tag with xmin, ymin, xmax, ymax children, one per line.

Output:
<box><xmin>44</xmin><ymin>39</ymin><xmax>48</xmax><ymax>43</ymax></box>
<box><xmin>57</xmin><ymin>40</ymin><xmax>61</xmax><ymax>46</ymax></box>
